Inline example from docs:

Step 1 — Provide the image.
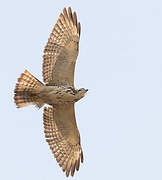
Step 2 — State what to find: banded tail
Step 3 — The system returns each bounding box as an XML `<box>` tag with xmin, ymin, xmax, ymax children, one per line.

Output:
<box><xmin>14</xmin><ymin>70</ymin><xmax>44</xmax><ymax>108</ymax></box>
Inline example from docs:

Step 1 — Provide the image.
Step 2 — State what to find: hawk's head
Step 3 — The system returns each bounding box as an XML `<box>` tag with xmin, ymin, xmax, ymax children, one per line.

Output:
<box><xmin>77</xmin><ymin>88</ymin><xmax>88</xmax><ymax>98</ymax></box>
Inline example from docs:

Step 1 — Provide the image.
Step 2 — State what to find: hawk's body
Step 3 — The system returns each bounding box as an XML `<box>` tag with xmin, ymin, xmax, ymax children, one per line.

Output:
<box><xmin>37</xmin><ymin>85</ymin><xmax>86</xmax><ymax>105</ymax></box>
<box><xmin>14</xmin><ymin>7</ymin><xmax>87</xmax><ymax>177</ymax></box>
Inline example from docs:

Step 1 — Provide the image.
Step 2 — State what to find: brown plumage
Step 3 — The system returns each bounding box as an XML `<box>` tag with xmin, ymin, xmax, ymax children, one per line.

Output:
<box><xmin>14</xmin><ymin>70</ymin><xmax>44</xmax><ymax>108</ymax></box>
<box><xmin>43</xmin><ymin>7</ymin><xmax>80</xmax><ymax>86</ymax></box>
<box><xmin>43</xmin><ymin>106</ymin><xmax>83</xmax><ymax>176</ymax></box>
<box><xmin>14</xmin><ymin>7</ymin><xmax>87</xmax><ymax>177</ymax></box>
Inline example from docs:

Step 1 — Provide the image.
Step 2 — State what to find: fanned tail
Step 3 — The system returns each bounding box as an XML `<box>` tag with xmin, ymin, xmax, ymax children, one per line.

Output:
<box><xmin>14</xmin><ymin>70</ymin><xmax>44</xmax><ymax>108</ymax></box>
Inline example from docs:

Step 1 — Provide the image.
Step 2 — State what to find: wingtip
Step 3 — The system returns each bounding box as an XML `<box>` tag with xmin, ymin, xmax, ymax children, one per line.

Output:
<box><xmin>71</xmin><ymin>159</ymin><xmax>76</xmax><ymax>176</ymax></box>
<box><xmin>68</xmin><ymin>7</ymin><xmax>72</xmax><ymax>12</ymax></box>
<box><xmin>77</xmin><ymin>22</ymin><xmax>81</xmax><ymax>36</ymax></box>
<box><xmin>68</xmin><ymin>7</ymin><xmax>73</xmax><ymax>20</ymax></box>
<box><xmin>63</xmin><ymin>7</ymin><xmax>68</xmax><ymax>17</ymax></box>
<box><xmin>81</xmin><ymin>150</ymin><xmax>84</xmax><ymax>163</ymax></box>
<box><xmin>73</xmin><ymin>12</ymin><xmax>77</xmax><ymax>26</ymax></box>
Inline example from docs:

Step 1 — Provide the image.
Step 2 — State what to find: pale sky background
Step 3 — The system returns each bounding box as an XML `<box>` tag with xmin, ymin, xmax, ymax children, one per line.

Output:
<box><xmin>0</xmin><ymin>0</ymin><xmax>162</xmax><ymax>179</ymax></box>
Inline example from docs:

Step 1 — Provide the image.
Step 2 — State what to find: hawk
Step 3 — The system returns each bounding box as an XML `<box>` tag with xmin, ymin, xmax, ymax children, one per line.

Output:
<box><xmin>14</xmin><ymin>7</ymin><xmax>87</xmax><ymax>177</ymax></box>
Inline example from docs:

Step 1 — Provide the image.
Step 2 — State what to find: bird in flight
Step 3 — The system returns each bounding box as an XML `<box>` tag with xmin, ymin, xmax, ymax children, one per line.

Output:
<box><xmin>14</xmin><ymin>7</ymin><xmax>87</xmax><ymax>177</ymax></box>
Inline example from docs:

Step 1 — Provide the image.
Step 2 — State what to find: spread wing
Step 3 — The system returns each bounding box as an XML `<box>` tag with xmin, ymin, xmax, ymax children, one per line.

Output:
<box><xmin>43</xmin><ymin>7</ymin><xmax>81</xmax><ymax>87</ymax></box>
<box><xmin>43</xmin><ymin>105</ymin><xmax>83</xmax><ymax>177</ymax></box>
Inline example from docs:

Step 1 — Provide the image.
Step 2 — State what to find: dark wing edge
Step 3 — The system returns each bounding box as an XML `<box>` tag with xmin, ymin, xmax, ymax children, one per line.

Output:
<box><xmin>43</xmin><ymin>106</ymin><xmax>83</xmax><ymax>177</ymax></box>
<box><xmin>42</xmin><ymin>7</ymin><xmax>81</xmax><ymax>84</ymax></box>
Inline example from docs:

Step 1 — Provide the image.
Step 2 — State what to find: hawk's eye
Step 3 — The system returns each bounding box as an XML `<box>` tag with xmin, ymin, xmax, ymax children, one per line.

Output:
<box><xmin>78</xmin><ymin>88</ymin><xmax>83</xmax><ymax>92</ymax></box>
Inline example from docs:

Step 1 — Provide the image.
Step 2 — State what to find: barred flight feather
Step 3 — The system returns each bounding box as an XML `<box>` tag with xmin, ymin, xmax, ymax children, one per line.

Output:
<box><xmin>43</xmin><ymin>106</ymin><xmax>83</xmax><ymax>177</ymax></box>
<box><xmin>43</xmin><ymin>7</ymin><xmax>80</xmax><ymax>85</ymax></box>
<box><xmin>14</xmin><ymin>70</ymin><xmax>43</xmax><ymax>108</ymax></box>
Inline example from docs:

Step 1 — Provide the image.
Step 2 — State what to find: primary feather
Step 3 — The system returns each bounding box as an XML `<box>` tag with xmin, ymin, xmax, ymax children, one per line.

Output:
<box><xmin>43</xmin><ymin>106</ymin><xmax>83</xmax><ymax>177</ymax></box>
<box><xmin>43</xmin><ymin>7</ymin><xmax>80</xmax><ymax>86</ymax></box>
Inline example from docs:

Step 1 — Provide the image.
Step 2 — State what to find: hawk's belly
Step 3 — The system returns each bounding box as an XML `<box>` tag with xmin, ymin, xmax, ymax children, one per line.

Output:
<box><xmin>37</xmin><ymin>86</ymin><xmax>80</xmax><ymax>105</ymax></box>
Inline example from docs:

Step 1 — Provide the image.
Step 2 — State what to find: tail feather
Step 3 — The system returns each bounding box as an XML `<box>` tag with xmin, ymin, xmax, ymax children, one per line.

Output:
<box><xmin>14</xmin><ymin>70</ymin><xmax>44</xmax><ymax>108</ymax></box>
